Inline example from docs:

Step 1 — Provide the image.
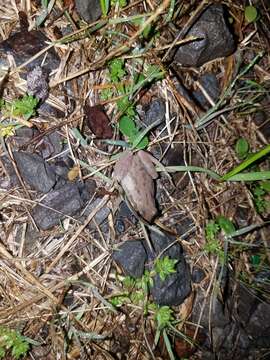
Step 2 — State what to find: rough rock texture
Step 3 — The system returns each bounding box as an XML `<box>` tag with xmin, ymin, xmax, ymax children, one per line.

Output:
<box><xmin>147</xmin><ymin>228</ymin><xmax>191</xmax><ymax>306</ymax></box>
<box><xmin>0</xmin><ymin>30</ymin><xmax>60</xmax><ymax>75</ymax></box>
<box><xmin>144</xmin><ymin>99</ymin><xmax>166</xmax><ymax>127</ymax></box>
<box><xmin>32</xmin><ymin>183</ymin><xmax>84</xmax><ymax>230</ymax></box>
<box><xmin>174</xmin><ymin>4</ymin><xmax>235</xmax><ymax>67</ymax></box>
<box><xmin>75</xmin><ymin>0</ymin><xmax>102</xmax><ymax>23</ymax></box>
<box><xmin>192</xmin><ymin>73</ymin><xmax>220</xmax><ymax>108</ymax></box>
<box><xmin>113</xmin><ymin>240</ymin><xmax>147</xmax><ymax>278</ymax></box>
<box><xmin>13</xmin><ymin>151</ymin><xmax>56</xmax><ymax>193</ymax></box>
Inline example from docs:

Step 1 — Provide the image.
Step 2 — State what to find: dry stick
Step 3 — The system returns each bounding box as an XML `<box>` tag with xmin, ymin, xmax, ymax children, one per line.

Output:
<box><xmin>0</xmin><ymin>242</ymin><xmax>61</xmax><ymax>306</ymax></box>
<box><xmin>0</xmin><ymin>251</ymin><xmax>110</xmax><ymax>320</ymax></box>
<box><xmin>50</xmin><ymin>0</ymin><xmax>171</xmax><ymax>87</ymax></box>
<box><xmin>45</xmin><ymin>194</ymin><xmax>110</xmax><ymax>273</ymax></box>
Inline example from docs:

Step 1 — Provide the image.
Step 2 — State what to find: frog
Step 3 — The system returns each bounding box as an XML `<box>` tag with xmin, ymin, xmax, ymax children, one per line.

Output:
<box><xmin>113</xmin><ymin>150</ymin><xmax>158</xmax><ymax>222</ymax></box>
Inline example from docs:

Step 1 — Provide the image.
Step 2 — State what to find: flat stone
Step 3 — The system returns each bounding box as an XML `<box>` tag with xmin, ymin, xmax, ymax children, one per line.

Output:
<box><xmin>13</xmin><ymin>151</ymin><xmax>56</xmax><ymax>193</ymax></box>
<box><xmin>32</xmin><ymin>183</ymin><xmax>84</xmax><ymax>230</ymax></box>
<box><xmin>174</xmin><ymin>4</ymin><xmax>235</xmax><ymax>67</ymax></box>
<box><xmin>75</xmin><ymin>0</ymin><xmax>102</xmax><ymax>23</ymax></box>
<box><xmin>113</xmin><ymin>240</ymin><xmax>147</xmax><ymax>278</ymax></box>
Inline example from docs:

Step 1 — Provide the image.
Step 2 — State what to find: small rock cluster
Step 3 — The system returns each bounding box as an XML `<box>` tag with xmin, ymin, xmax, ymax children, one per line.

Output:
<box><xmin>113</xmin><ymin>227</ymin><xmax>191</xmax><ymax>306</ymax></box>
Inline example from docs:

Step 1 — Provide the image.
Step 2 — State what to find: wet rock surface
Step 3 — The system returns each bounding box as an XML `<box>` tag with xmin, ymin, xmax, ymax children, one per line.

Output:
<box><xmin>174</xmin><ymin>4</ymin><xmax>235</xmax><ymax>67</ymax></box>
<box><xmin>75</xmin><ymin>0</ymin><xmax>102</xmax><ymax>23</ymax></box>
<box><xmin>32</xmin><ymin>183</ymin><xmax>84</xmax><ymax>230</ymax></box>
<box><xmin>13</xmin><ymin>151</ymin><xmax>56</xmax><ymax>193</ymax></box>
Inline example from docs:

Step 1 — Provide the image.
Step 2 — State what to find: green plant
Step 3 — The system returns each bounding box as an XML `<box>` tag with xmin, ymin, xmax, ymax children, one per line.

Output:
<box><xmin>235</xmin><ymin>138</ymin><xmax>249</xmax><ymax>160</ymax></box>
<box><xmin>204</xmin><ymin>217</ymin><xmax>235</xmax><ymax>261</ymax></box>
<box><xmin>154</xmin><ymin>256</ymin><xmax>178</xmax><ymax>281</ymax></box>
<box><xmin>103</xmin><ymin>58</ymin><xmax>164</xmax><ymax>149</ymax></box>
<box><xmin>251</xmin><ymin>181</ymin><xmax>270</xmax><ymax>214</ymax></box>
<box><xmin>0</xmin><ymin>326</ymin><xmax>30</xmax><ymax>359</ymax></box>
<box><xmin>245</xmin><ymin>5</ymin><xmax>258</xmax><ymax>23</ymax></box>
<box><xmin>1</xmin><ymin>95</ymin><xmax>39</xmax><ymax>120</ymax></box>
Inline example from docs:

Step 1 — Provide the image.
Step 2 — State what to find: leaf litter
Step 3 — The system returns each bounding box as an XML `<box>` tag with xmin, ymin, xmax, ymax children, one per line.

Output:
<box><xmin>0</xmin><ymin>0</ymin><xmax>270</xmax><ymax>359</ymax></box>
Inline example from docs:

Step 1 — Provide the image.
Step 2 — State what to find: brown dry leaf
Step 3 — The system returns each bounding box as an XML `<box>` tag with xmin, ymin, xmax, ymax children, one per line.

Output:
<box><xmin>84</xmin><ymin>104</ymin><xmax>113</xmax><ymax>139</ymax></box>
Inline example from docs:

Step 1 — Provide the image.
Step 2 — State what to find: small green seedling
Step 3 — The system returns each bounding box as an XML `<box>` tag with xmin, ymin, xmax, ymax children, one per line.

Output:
<box><xmin>204</xmin><ymin>216</ymin><xmax>235</xmax><ymax>261</ymax></box>
<box><xmin>103</xmin><ymin>59</ymin><xmax>164</xmax><ymax>149</ymax></box>
<box><xmin>154</xmin><ymin>256</ymin><xmax>178</xmax><ymax>281</ymax></box>
<box><xmin>252</xmin><ymin>180</ymin><xmax>270</xmax><ymax>214</ymax></box>
<box><xmin>0</xmin><ymin>326</ymin><xmax>30</xmax><ymax>359</ymax></box>
<box><xmin>245</xmin><ymin>5</ymin><xmax>258</xmax><ymax>23</ymax></box>
<box><xmin>235</xmin><ymin>138</ymin><xmax>249</xmax><ymax>160</ymax></box>
<box><xmin>1</xmin><ymin>95</ymin><xmax>39</xmax><ymax>120</ymax></box>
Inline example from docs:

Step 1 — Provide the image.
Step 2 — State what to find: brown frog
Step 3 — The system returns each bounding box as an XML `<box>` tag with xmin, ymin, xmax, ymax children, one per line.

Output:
<box><xmin>113</xmin><ymin>150</ymin><xmax>158</xmax><ymax>222</ymax></box>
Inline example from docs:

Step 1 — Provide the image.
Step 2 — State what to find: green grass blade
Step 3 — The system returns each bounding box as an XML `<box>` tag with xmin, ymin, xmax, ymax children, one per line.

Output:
<box><xmin>156</xmin><ymin>165</ymin><xmax>221</xmax><ymax>181</ymax></box>
<box><xmin>229</xmin><ymin>222</ymin><xmax>270</xmax><ymax>238</ymax></box>
<box><xmin>162</xmin><ymin>329</ymin><xmax>175</xmax><ymax>360</ymax></box>
<box><xmin>131</xmin><ymin>118</ymin><xmax>165</xmax><ymax>149</ymax></box>
<box><xmin>225</xmin><ymin>171</ymin><xmax>270</xmax><ymax>182</ymax></box>
<box><xmin>221</xmin><ymin>144</ymin><xmax>270</xmax><ymax>181</ymax></box>
<box><xmin>100</xmin><ymin>0</ymin><xmax>110</xmax><ymax>16</ymax></box>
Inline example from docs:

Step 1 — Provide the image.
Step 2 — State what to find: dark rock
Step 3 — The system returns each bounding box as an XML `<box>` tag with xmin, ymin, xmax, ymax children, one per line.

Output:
<box><xmin>113</xmin><ymin>240</ymin><xmax>147</xmax><ymax>278</ymax></box>
<box><xmin>0</xmin><ymin>30</ymin><xmax>60</xmax><ymax>75</ymax></box>
<box><xmin>32</xmin><ymin>183</ymin><xmax>84</xmax><ymax>230</ymax></box>
<box><xmin>75</xmin><ymin>0</ymin><xmax>102</xmax><ymax>23</ymax></box>
<box><xmin>37</xmin><ymin>101</ymin><xmax>66</xmax><ymax>118</ymax></box>
<box><xmin>192</xmin><ymin>73</ymin><xmax>220</xmax><ymax>108</ymax></box>
<box><xmin>192</xmin><ymin>267</ymin><xmax>205</xmax><ymax>283</ymax></box>
<box><xmin>192</xmin><ymin>288</ymin><xmax>229</xmax><ymax>329</ymax></box>
<box><xmin>13</xmin><ymin>151</ymin><xmax>56</xmax><ymax>193</ymax></box>
<box><xmin>174</xmin><ymin>4</ymin><xmax>235</xmax><ymax>67</ymax></box>
<box><xmin>246</xmin><ymin>302</ymin><xmax>270</xmax><ymax>342</ymax></box>
<box><xmin>115</xmin><ymin>201</ymin><xmax>138</xmax><ymax>233</ymax></box>
<box><xmin>51</xmin><ymin>161</ymin><xmax>70</xmax><ymax>179</ymax></box>
<box><xmin>27</xmin><ymin>66</ymin><xmax>49</xmax><ymax>102</ymax></box>
<box><xmin>77</xmin><ymin>179</ymin><xmax>97</xmax><ymax>203</ymax></box>
<box><xmin>146</xmin><ymin>227</ymin><xmax>191</xmax><ymax>306</ymax></box>
<box><xmin>0</xmin><ymin>155</ymin><xmax>20</xmax><ymax>187</ymax></box>
<box><xmin>144</xmin><ymin>99</ymin><xmax>166</xmax><ymax>127</ymax></box>
<box><xmin>83</xmin><ymin>197</ymin><xmax>110</xmax><ymax>227</ymax></box>
<box><xmin>13</xmin><ymin>126</ymin><xmax>39</xmax><ymax>147</ymax></box>
<box><xmin>38</xmin><ymin>131</ymin><xmax>63</xmax><ymax>159</ymax></box>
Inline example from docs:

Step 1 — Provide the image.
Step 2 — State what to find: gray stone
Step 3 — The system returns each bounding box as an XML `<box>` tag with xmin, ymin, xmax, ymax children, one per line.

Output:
<box><xmin>0</xmin><ymin>30</ymin><xmax>60</xmax><ymax>75</ymax></box>
<box><xmin>27</xmin><ymin>66</ymin><xmax>49</xmax><ymax>102</ymax></box>
<box><xmin>75</xmin><ymin>0</ymin><xmax>102</xmax><ymax>23</ymax></box>
<box><xmin>192</xmin><ymin>73</ymin><xmax>220</xmax><ymax>108</ymax></box>
<box><xmin>113</xmin><ymin>240</ymin><xmax>147</xmax><ymax>278</ymax></box>
<box><xmin>13</xmin><ymin>151</ymin><xmax>56</xmax><ymax>193</ymax></box>
<box><xmin>174</xmin><ymin>4</ymin><xmax>235</xmax><ymax>67</ymax></box>
<box><xmin>32</xmin><ymin>183</ymin><xmax>84</xmax><ymax>230</ymax></box>
<box><xmin>144</xmin><ymin>99</ymin><xmax>166</xmax><ymax>127</ymax></box>
<box><xmin>147</xmin><ymin>227</ymin><xmax>191</xmax><ymax>306</ymax></box>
